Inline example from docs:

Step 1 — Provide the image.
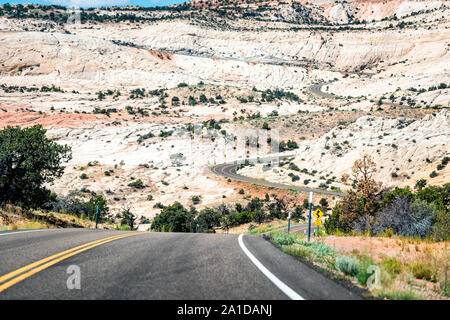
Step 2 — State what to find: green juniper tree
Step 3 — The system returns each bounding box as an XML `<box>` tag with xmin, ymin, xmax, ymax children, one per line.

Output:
<box><xmin>0</xmin><ymin>125</ymin><xmax>72</xmax><ymax>208</ymax></box>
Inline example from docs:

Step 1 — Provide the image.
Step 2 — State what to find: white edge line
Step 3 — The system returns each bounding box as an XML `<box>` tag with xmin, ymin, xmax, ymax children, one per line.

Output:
<box><xmin>238</xmin><ymin>234</ymin><xmax>305</xmax><ymax>300</ymax></box>
<box><xmin>0</xmin><ymin>229</ymin><xmax>47</xmax><ymax>237</ymax></box>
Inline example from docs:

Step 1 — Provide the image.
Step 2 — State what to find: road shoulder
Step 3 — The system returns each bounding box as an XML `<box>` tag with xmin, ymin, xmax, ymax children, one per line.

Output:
<box><xmin>242</xmin><ymin>234</ymin><xmax>365</xmax><ymax>300</ymax></box>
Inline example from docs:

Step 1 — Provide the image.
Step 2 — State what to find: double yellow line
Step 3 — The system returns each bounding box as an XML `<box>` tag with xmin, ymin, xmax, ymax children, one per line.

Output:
<box><xmin>0</xmin><ymin>232</ymin><xmax>148</xmax><ymax>293</ymax></box>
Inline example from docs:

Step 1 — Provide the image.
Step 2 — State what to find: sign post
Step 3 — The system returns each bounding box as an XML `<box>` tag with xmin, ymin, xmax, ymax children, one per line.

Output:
<box><xmin>307</xmin><ymin>191</ymin><xmax>313</xmax><ymax>242</ymax></box>
<box><xmin>313</xmin><ymin>209</ymin><xmax>324</xmax><ymax>237</ymax></box>
<box><xmin>287</xmin><ymin>211</ymin><xmax>291</xmax><ymax>233</ymax></box>
<box><xmin>95</xmin><ymin>205</ymin><xmax>99</xmax><ymax>229</ymax></box>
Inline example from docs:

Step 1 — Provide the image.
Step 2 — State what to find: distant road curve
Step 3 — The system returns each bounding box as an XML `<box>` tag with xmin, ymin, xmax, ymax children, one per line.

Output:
<box><xmin>308</xmin><ymin>72</ymin><xmax>411</xmax><ymax>109</ymax></box>
<box><xmin>212</xmin><ymin>162</ymin><xmax>345</xmax><ymax>197</ymax></box>
<box><xmin>308</xmin><ymin>71</ymin><xmax>375</xmax><ymax>99</ymax></box>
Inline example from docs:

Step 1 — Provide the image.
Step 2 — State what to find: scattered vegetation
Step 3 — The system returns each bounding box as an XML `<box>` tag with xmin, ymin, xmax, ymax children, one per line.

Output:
<box><xmin>151</xmin><ymin>194</ymin><xmax>307</xmax><ymax>233</ymax></box>
<box><xmin>324</xmin><ymin>155</ymin><xmax>449</xmax><ymax>241</ymax></box>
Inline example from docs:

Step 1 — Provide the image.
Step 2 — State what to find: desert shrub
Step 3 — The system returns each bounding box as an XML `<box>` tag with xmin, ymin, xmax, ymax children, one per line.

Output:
<box><xmin>246</xmin><ymin>197</ymin><xmax>264</xmax><ymax>212</ymax></box>
<box><xmin>128</xmin><ymin>179</ymin><xmax>145</xmax><ymax>189</ymax></box>
<box><xmin>191</xmin><ymin>195</ymin><xmax>201</xmax><ymax>205</ymax></box>
<box><xmin>282</xmin><ymin>245</ymin><xmax>312</xmax><ymax>259</ymax></box>
<box><xmin>409</xmin><ymin>262</ymin><xmax>433</xmax><ymax>281</ymax></box>
<box><xmin>273</xmin><ymin>232</ymin><xmax>297</xmax><ymax>246</ymax></box>
<box><xmin>415</xmin><ymin>184</ymin><xmax>449</xmax><ymax>211</ymax></box>
<box><xmin>381</xmin><ymin>258</ymin><xmax>403</xmax><ymax>275</ymax></box>
<box><xmin>188</xmin><ymin>96</ymin><xmax>197</xmax><ymax>105</ymax></box>
<box><xmin>279</xmin><ymin>140</ymin><xmax>299</xmax><ymax>152</ymax></box>
<box><xmin>352</xmin><ymin>214</ymin><xmax>374</xmax><ymax>235</ymax></box>
<box><xmin>266</xmin><ymin>196</ymin><xmax>292</xmax><ymax>220</ymax></box>
<box><xmin>271</xmin><ymin>232</ymin><xmax>335</xmax><ymax>265</ymax></box>
<box><xmin>291</xmin><ymin>206</ymin><xmax>305</xmax><ymax>221</ymax></box>
<box><xmin>433</xmin><ymin>209</ymin><xmax>450</xmax><ymax>241</ymax></box>
<box><xmin>298</xmin><ymin>241</ymin><xmax>335</xmax><ymax>263</ymax></box>
<box><xmin>116</xmin><ymin>224</ymin><xmax>131</xmax><ymax>231</ymax></box>
<box><xmin>288</xmin><ymin>173</ymin><xmax>300</xmax><ymax>182</ymax></box>
<box><xmin>336</xmin><ymin>255</ymin><xmax>359</xmax><ymax>276</ymax></box>
<box><xmin>319</xmin><ymin>198</ymin><xmax>329</xmax><ymax>208</ymax></box>
<box><xmin>372</xmin><ymin>197</ymin><xmax>436</xmax><ymax>238</ymax></box>
<box><xmin>195</xmin><ymin>208</ymin><xmax>221</xmax><ymax>232</ymax></box>
<box><xmin>233</xmin><ymin>211</ymin><xmax>253</xmax><ymax>225</ymax></box>
<box><xmin>441</xmin><ymin>156</ymin><xmax>450</xmax><ymax>166</ymax></box>
<box><xmin>151</xmin><ymin>202</ymin><xmax>194</xmax><ymax>232</ymax></box>
<box><xmin>159</xmin><ymin>130</ymin><xmax>173</xmax><ymax>138</ymax></box>
<box><xmin>378</xmin><ymin>289</ymin><xmax>422</xmax><ymax>300</ymax></box>
<box><xmin>45</xmin><ymin>191</ymin><xmax>88</xmax><ymax>217</ymax></box>
<box><xmin>414</xmin><ymin>179</ymin><xmax>427</xmax><ymax>191</ymax></box>
<box><xmin>324</xmin><ymin>206</ymin><xmax>353</xmax><ymax>234</ymax></box>
<box><xmin>140</xmin><ymin>216</ymin><xmax>150</xmax><ymax>224</ymax></box>
<box><xmin>302</xmin><ymin>199</ymin><xmax>309</xmax><ymax>209</ymax></box>
<box><xmin>153</xmin><ymin>202</ymin><xmax>163</xmax><ymax>209</ymax></box>
<box><xmin>356</xmin><ymin>255</ymin><xmax>376</xmax><ymax>286</ymax></box>
<box><xmin>171</xmin><ymin>96</ymin><xmax>180</xmax><ymax>106</ymax></box>
<box><xmin>252</xmin><ymin>210</ymin><xmax>266</xmax><ymax>224</ymax></box>
<box><xmin>46</xmin><ymin>192</ymin><xmax>109</xmax><ymax>222</ymax></box>
<box><xmin>382</xmin><ymin>187</ymin><xmax>414</xmax><ymax>206</ymax></box>
<box><xmin>119</xmin><ymin>207</ymin><xmax>137</xmax><ymax>230</ymax></box>
<box><xmin>84</xmin><ymin>195</ymin><xmax>109</xmax><ymax>221</ymax></box>
<box><xmin>220</xmin><ymin>215</ymin><xmax>234</xmax><ymax>232</ymax></box>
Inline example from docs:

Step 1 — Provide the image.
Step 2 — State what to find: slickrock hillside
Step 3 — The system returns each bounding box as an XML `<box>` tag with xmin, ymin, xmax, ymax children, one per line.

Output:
<box><xmin>239</xmin><ymin>110</ymin><xmax>450</xmax><ymax>191</ymax></box>
<box><xmin>0</xmin><ymin>1</ymin><xmax>448</xmax><ymax>220</ymax></box>
<box><xmin>185</xmin><ymin>0</ymin><xmax>445</xmax><ymax>24</ymax></box>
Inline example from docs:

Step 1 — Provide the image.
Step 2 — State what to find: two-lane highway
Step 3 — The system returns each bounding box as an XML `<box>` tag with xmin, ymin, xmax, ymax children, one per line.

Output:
<box><xmin>212</xmin><ymin>162</ymin><xmax>345</xmax><ymax>197</ymax></box>
<box><xmin>0</xmin><ymin>229</ymin><xmax>361</xmax><ymax>300</ymax></box>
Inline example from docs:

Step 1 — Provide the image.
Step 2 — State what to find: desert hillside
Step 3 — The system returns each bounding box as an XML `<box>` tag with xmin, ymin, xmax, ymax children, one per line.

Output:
<box><xmin>0</xmin><ymin>1</ymin><xmax>448</xmax><ymax>220</ymax></box>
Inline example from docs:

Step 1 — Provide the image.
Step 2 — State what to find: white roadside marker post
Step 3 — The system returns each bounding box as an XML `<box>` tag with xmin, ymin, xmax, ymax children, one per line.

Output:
<box><xmin>287</xmin><ymin>211</ymin><xmax>291</xmax><ymax>233</ymax></box>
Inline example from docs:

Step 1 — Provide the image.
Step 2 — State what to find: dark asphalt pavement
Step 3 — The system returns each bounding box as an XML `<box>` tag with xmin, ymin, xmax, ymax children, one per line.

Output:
<box><xmin>0</xmin><ymin>229</ymin><xmax>361</xmax><ymax>300</ymax></box>
<box><xmin>212</xmin><ymin>162</ymin><xmax>345</xmax><ymax>197</ymax></box>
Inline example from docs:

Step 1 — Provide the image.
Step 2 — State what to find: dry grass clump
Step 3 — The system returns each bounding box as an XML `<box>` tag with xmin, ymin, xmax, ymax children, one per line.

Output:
<box><xmin>321</xmin><ymin>235</ymin><xmax>449</xmax><ymax>299</ymax></box>
<box><xmin>0</xmin><ymin>204</ymin><xmax>113</xmax><ymax>230</ymax></box>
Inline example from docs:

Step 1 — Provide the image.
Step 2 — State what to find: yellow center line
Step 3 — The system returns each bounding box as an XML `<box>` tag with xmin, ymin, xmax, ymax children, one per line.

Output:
<box><xmin>0</xmin><ymin>232</ymin><xmax>149</xmax><ymax>293</ymax></box>
<box><xmin>0</xmin><ymin>233</ymin><xmax>131</xmax><ymax>284</ymax></box>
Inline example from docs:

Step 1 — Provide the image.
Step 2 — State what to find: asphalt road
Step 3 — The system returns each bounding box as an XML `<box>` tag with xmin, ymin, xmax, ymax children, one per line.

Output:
<box><xmin>212</xmin><ymin>162</ymin><xmax>345</xmax><ymax>197</ymax></box>
<box><xmin>307</xmin><ymin>71</ymin><xmax>374</xmax><ymax>99</ymax></box>
<box><xmin>308</xmin><ymin>83</ymin><xmax>337</xmax><ymax>99</ymax></box>
<box><xmin>307</xmin><ymin>72</ymin><xmax>411</xmax><ymax>109</ymax></box>
<box><xmin>0</xmin><ymin>229</ymin><xmax>361</xmax><ymax>300</ymax></box>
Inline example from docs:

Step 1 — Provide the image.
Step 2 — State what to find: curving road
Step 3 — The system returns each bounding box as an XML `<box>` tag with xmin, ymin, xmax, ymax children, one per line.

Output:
<box><xmin>212</xmin><ymin>162</ymin><xmax>345</xmax><ymax>197</ymax></box>
<box><xmin>307</xmin><ymin>71</ymin><xmax>375</xmax><ymax>99</ymax></box>
<box><xmin>308</xmin><ymin>82</ymin><xmax>338</xmax><ymax>99</ymax></box>
<box><xmin>0</xmin><ymin>229</ymin><xmax>361</xmax><ymax>300</ymax></box>
<box><xmin>308</xmin><ymin>71</ymin><xmax>411</xmax><ymax>109</ymax></box>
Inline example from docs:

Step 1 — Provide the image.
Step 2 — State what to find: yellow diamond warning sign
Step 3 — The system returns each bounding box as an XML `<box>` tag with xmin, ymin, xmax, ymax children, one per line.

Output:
<box><xmin>313</xmin><ymin>209</ymin><xmax>324</xmax><ymax>219</ymax></box>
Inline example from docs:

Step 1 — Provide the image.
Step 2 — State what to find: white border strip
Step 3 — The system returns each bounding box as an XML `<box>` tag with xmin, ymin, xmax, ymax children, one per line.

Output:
<box><xmin>0</xmin><ymin>229</ymin><xmax>47</xmax><ymax>237</ymax></box>
<box><xmin>238</xmin><ymin>234</ymin><xmax>304</xmax><ymax>300</ymax></box>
